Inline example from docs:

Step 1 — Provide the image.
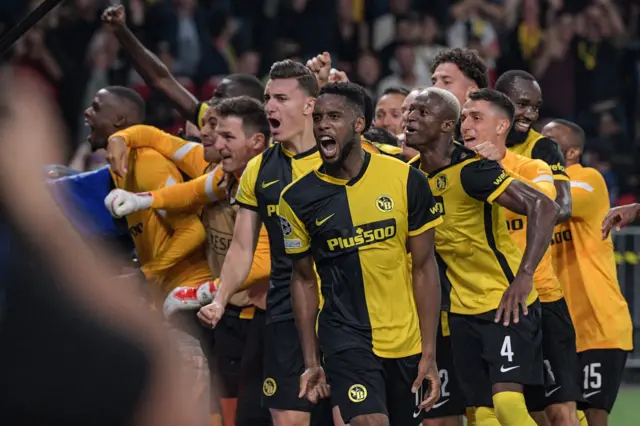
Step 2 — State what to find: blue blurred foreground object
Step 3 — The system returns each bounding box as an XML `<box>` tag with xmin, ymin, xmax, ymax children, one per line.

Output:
<box><xmin>47</xmin><ymin>166</ymin><xmax>124</xmax><ymax>237</ymax></box>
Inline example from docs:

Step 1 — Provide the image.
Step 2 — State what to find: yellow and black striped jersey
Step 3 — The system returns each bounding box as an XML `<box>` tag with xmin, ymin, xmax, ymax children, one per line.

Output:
<box><xmin>236</xmin><ymin>143</ymin><xmax>321</xmax><ymax>323</ymax></box>
<box><xmin>279</xmin><ymin>151</ymin><xmax>442</xmax><ymax>357</ymax></box>
<box><xmin>410</xmin><ymin>143</ymin><xmax>538</xmax><ymax>315</ymax></box>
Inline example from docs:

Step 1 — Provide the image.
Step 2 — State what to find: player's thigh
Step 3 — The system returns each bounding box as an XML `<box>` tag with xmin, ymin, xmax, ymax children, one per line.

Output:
<box><xmin>262</xmin><ymin>319</ymin><xmax>313</xmax><ymax>412</ymax></box>
<box><xmin>213</xmin><ymin>308</ymin><xmax>252</xmax><ymax>398</ymax></box>
<box><xmin>236</xmin><ymin>310</ymin><xmax>271</xmax><ymax>426</ymax></box>
<box><xmin>423</xmin><ymin>322</ymin><xmax>466</xmax><ymax>420</ymax></box>
<box><xmin>526</xmin><ymin>299</ymin><xmax>582</xmax><ymax>411</ymax></box>
<box><xmin>448</xmin><ymin>313</ymin><xmax>493</xmax><ymax>408</ymax></box>
<box><xmin>324</xmin><ymin>347</ymin><xmax>388</xmax><ymax>424</ymax></box>
<box><xmin>578</xmin><ymin>349</ymin><xmax>628</xmax><ymax>413</ymax></box>
<box><xmin>480</xmin><ymin>302</ymin><xmax>544</xmax><ymax>390</ymax></box>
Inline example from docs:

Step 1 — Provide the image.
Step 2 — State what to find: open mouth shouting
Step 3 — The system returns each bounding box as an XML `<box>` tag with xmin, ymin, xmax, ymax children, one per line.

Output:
<box><xmin>318</xmin><ymin>135</ymin><xmax>338</xmax><ymax>160</ymax></box>
<box><xmin>268</xmin><ymin>118</ymin><xmax>281</xmax><ymax>132</ymax></box>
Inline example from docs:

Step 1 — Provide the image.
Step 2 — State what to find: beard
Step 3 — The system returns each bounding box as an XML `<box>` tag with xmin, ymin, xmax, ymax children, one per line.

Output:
<box><xmin>506</xmin><ymin>125</ymin><xmax>529</xmax><ymax>147</ymax></box>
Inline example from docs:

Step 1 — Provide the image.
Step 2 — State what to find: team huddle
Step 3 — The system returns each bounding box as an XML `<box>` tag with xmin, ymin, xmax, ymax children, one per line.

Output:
<box><xmin>93</xmin><ymin>5</ymin><xmax>633</xmax><ymax>426</ymax></box>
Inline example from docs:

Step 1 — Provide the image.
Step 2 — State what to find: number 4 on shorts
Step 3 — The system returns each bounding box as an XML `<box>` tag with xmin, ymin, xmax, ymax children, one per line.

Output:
<box><xmin>500</xmin><ymin>335</ymin><xmax>514</xmax><ymax>363</ymax></box>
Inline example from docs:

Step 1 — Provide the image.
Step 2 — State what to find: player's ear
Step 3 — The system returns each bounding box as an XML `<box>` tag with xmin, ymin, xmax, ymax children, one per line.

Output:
<box><xmin>441</xmin><ymin>119</ymin><xmax>455</xmax><ymax>133</ymax></box>
<box><xmin>249</xmin><ymin>132</ymin><xmax>267</xmax><ymax>150</ymax></box>
<box><xmin>465</xmin><ymin>85</ymin><xmax>478</xmax><ymax>102</ymax></box>
<box><xmin>303</xmin><ymin>97</ymin><xmax>316</xmax><ymax>116</ymax></box>
<box><xmin>567</xmin><ymin>147</ymin><xmax>580</xmax><ymax>162</ymax></box>
<box><xmin>354</xmin><ymin>116</ymin><xmax>365</xmax><ymax>133</ymax></box>
<box><xmin>496</xmin><ymin>118</ymin><xmax>510</xmax><ymax>137</ymax></box>
<box><xmin>114</xmin><ymin>115</ymin><xmax>127</xmax><ymax>130</ymax></box>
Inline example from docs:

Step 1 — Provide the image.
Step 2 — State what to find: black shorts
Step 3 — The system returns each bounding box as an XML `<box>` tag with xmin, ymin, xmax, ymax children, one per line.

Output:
<box><xmin>449</xmin><ymin>301</ymin><xmax>544</xmax><ymax>407</ymax></box>
<box><xmin>525</xmin><ymin>298</ymin><xmax>583</xmax><ymax>411</ymax></box>
<box><xmin>423</xmin><ymin>312</ymin><xmax>466</xmax><ymax>419</ymax></box>
<box><xmin>578</xmin><ymin>349</ymin><xmax>628</xmax><ymax>413</ymax></box>
<box><xmin>262</xmin><ymin>319</ymin><xmax>313</xmax><ymax>412</ymax></box>
<box><xmin>213</xmin><ymin>305</ymin><xmax>253</xmax><ymax>398</ymax></box>
<box><xmin>236</xmin><ymin>309</ymin><xmax>271</xmax><ymax>426</ymax></box>
<box><xmin>324</xmin><ymin>347</ymin><xmax>424</xmax><ymax>425</ymax></box>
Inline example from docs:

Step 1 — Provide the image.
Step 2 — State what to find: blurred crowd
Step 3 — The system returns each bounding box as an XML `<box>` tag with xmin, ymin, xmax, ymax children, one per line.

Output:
<box><xmin>1</xmin><ymin>0</ymin><xmax>639</xmax><ymax>205</ymax></box>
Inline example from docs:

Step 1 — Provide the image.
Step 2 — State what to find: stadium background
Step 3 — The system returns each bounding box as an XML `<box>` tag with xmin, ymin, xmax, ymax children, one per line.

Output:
<box><xmin>1</xmin><ymin>0</ymin><xmax>639</xmax><ymax>422</ymax></box>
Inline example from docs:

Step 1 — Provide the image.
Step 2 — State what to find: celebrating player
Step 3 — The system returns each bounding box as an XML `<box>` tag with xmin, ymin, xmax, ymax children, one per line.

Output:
<box><xmin>197</xmin><ymin>60</ymin><xmax>333</xmax><ymax>426</ymax></box>
<box><xmin>279</xmin><ymin>82</ymin><xmax>442</xmax><ymax>425</ymax></box>
<box><xmin>85</xmin><ymin>86</ymin><xmax>214</xmax><ymax>422</ymax></box>
<box><xmin>374</xmin><ymin>87</ymin><xmax>409</xmax><ymax>136</ymax></box>
<box><xmin>406</xmin><ymin>87</ymin><xmax>559</xmax><ymax>426</ymax></box>
<box><xmin>494</xmin><ymin>70</ymin><xmax>572</xmax><ymax>223</ymax></box>
<box><xmin>104</xmin><ymin>97</ymin><xmax>273</xmax><ymax>426</ymax></box>
<box><xmin>431</xmin><ymin>48</ymin><xmax>489</xmax><ymax>110</ymax></box>
<box><xmin>466</xmin><ymin>103</ymin><xmax>583</xmax><ymax>426</ymax></box>
<box><xmin>543</xmin><ymin>119</ymin><xmax>634</xmax><ymax>426</ymax></box>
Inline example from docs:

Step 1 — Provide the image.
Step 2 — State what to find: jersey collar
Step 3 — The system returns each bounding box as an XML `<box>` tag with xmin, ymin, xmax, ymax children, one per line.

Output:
<box><xmin>314</xmin><ymin>150</ymin><xmax>371</xmax><ymax>186</ymax></box>
<box><xmin>280</xmin><ymin>143</ymin><xmax>319</xmax><ymax>159</ymax></box>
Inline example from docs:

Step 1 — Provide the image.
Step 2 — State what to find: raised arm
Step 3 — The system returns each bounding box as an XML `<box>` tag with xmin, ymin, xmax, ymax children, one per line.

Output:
<box><xmin>103</xmin><ymin>5</ymin><xmax>200</xmax><ymax>121</ymax></box>
<box><xmin>107</xmin><ymin>125</ymin><xmax>207</xmax><ymax>178</ymax></box>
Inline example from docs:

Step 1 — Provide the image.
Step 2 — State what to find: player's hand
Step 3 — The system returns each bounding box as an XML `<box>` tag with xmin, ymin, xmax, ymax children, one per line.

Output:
<box><xmin>495</xmin><ymin>272</ymin><xmax>532</xmax><ymax>326</ymax></box>
<box><xmin>102</xmin><ymin>4</ymin><xmax>127</xmax><ymax>29</ymax></box>
<box><xmin>328</xmin><ymin>69</ymin><xmax>349</xmax><ymax>84</ymax></box>
<box><xmin>473</xmin><ymin>141</ymin><xmax>503</xmax><ymax>162</ymax></box>
<box><xmin>299</xmin><ymin>366</ymin><xmax>330</xmax><ymax>403</ymax></box>
<box><xmin>413</xmin><ymin>355</ymin><xmax>440</xmax><ymax>411</ymax></box>
<box><xmin>601</xmin><ymin>204</ymin><xmax>640</xmax><ymax>239</ymax></box>
<box><xmin>104</xmin><ymin>189</ymin><xmax>153</xmax><ymax>218</ymax></box>
<box><xmin>105</xmin><ymin>136</ymin><xmax>128</xmax><ymax>177</ymax></box>
<box><xmin>163</xmin><ymin>286</ymin><xmax>202</xmax><ymax>318</ymax></box>
<box><xmin>306</xmin><ymin>52</ymin><xmax>332</xmax><ymax>88</ymax></box>
<box><xmin>197</xmin><ymin>299</ymin><xmax>225</xmax><ymax>329</ymax></box>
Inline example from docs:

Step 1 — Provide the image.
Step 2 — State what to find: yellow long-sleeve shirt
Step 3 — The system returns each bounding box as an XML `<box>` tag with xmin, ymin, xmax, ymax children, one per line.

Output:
<box><xmin>109</xmin><ymin>126</ymin><xmax>212</xmax><ymax>295</ymax></box>
<box><xmin>116</xmin><ymin>125</ymin><xmax>270</xmax><ymax>295</ymax></box>
<box><xmin>551</xmin><ymin>165</ymin><xmax>633</xmax><ymax>352</ymax></box>
<box><xmin>501</xmin><ymin>149</ymin><xmax>563</xmax><ymax>303</ymax></box>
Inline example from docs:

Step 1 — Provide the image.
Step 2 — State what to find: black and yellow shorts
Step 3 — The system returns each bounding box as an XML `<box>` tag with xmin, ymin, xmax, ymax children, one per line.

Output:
<box><xmin>213</xmin><ymin>304</ymin><xmax>255</xmax><ymax>398</ymax></box>
<box><xmin>324</xmin><ymin>347</ymin><xmax>424</xmax><ymax>425</ymax></box>
<box><xmin>449</xmin><ymin>301</ymin><xmax>545</xmax><ymax>407</ymax></box>
<box><xmin>423</xmin><ymin>312</ymin><xmax>466</xmax><ymax>419</ymax></box>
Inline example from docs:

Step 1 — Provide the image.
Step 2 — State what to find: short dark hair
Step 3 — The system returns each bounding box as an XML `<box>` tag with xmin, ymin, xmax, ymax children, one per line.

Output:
<box><xmin>364</xmin><ymin>127</ymin><xmax>399</xmax><ymax>147</ymax></box>
<box><xmin>550</xmin><ymin>118</ymin><xmax>586</xmax><ymax>151</ymax></box>
<box><xmin>269</xmin><ymin>60</ymin><xmax>319</xmax><ymax>97</ymax></box>
<box><xmin>432</xmin><ymin>48</ymin><xmax>489</xmax><ymax>89</ymax></box>
<box><xmin>105</xmin><ymin>86</ymin><xmax>146</xmax><ymax>122</ymax></box>
<box><xmin>319</xmin><ymin>82</ymin><xmax>367</xmax><ymax>124</ymax></box>
<box><xmin>468</xmin><ymin>88</ymin><xmax>515</xmax><ymax>123</ymax></box>
<box><xmin>214</xmin><ymin>96</ymin><xmax>271</xmax><ymax>140</ymax></box>
<box><xmin>218</xmin><ymin>73</ymin><xmax>265</xmax><ymax>103</ymax></box>
<box><xmin>381</xmin><ymin>86</ymin><xmax>410</xmax><ymax>98</ymax></box>
<box><xmin>494</xmin><ymin>70</ymin><xmax>537</xmax><ymax>94</ymax></box>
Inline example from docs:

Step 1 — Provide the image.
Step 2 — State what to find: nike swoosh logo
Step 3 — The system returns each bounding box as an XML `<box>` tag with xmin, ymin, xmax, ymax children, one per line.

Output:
<box><xmin>261</xmin><ymin>180</ymin><xmax>279</xmax><ymax>189</ymax></box>
<box><xmin>315</xmin><ymin>214</ymin><xmax>335</xmax><ymax>226</ymax></box>
<box><xmin>432</xmin><ymin>399</ymin><xmax>449</xmax><ymax>409</ymax></box>
<box><xmin>583</xmin><ymin>390</ymin><xmax>601</xmax><ymax>399</ymax></box>
<box><xmin>500</xmin><ymin>365</ymin><xmax>520</xmax><ymax>373</ymax></box>
<box><xmin>545</xmin><ymin>386</ymin><xmax>561</xmax><ymax>397</ymax></box>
